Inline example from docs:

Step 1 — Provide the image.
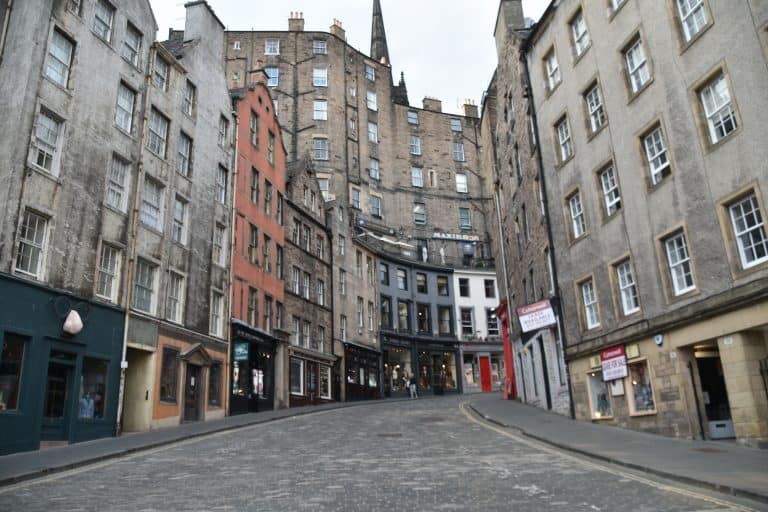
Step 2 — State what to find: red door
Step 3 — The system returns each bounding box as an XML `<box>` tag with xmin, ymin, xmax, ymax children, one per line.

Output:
<box><xmin>479</xmin><ymin>356</ymin><xmax>492</xmax><ymax>392</ymax></box>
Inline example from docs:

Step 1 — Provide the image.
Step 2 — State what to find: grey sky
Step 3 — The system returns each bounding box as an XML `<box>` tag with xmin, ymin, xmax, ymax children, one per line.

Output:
<box><xmin>150</xmin><ymin>1</ymin><xmax>550</xmax><ymax>115</ymax></box>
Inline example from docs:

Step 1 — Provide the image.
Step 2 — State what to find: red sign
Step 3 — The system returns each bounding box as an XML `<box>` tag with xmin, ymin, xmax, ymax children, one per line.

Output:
<box><xmin>600</xmin><ymin>345</ymin><xmax>627</xmax><ymax>381</ymax></box>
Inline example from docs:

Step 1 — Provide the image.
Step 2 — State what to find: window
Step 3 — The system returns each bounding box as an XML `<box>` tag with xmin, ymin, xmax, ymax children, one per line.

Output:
<box><xmin>276</xmin><ymin>245</ymin><xmax>283</xmax><ymax>279</ymax></box>
<box><xmin>351</xmin><ymin>188</ymin><xmax>361</xmax><ymax>209</ymax></box>
<box><xmin>302</xmin><ymin>225</ymin><xmax>311</xmax><ymax>252</ymax></box>
<box><xmin>664</xmin><ymin>231</ymin><xmax>695</xmax><ymax>295</ymax></box>
<box><xmin>265</xmin><ymin>38</ymin><xmax>280</xmax><ymax>55</ymax></box>
<box><xmin>213</xmin><ymin>224</ymin><xmax>226</xmax><ymax>266</ymax></box>
<box><xmin>171</xmin><ymin>196</ymin><xmax>187</xmax><ymax>244</ymax></box>
<box><xmin>544</xmin><ymin>49</ymin><xmax>560</xmax><ymax>91</ymax></box>
<box><xmin>450</xmin><ymin>118</ymin><xmax>462</xmax><ymax>132</ymax></box>
<box><xmin>455</xmin><ymin>174</ymin><xmax>468</xmax><ymax>193</ymax></box>
<box><xmin>218</xmin><ymin>116</ymin><xmax>229</xmax><ymax>147</ymax></box>
<box><xmin>616</xmin><ymin>260</ymin><xmax>640</xmax><ymax>315</ymax></box>
<box><xmin>624</xmin><ymin>37</ymin><xmax>650</xmax><ymax>93</ymax></box>
<box><xmin>246</xmin><ymin>288</ymin><xmax>258</xmax><ymax>327</ymax></box>
<box><xmin>413</xmin><ymin>203</ymin><xmax>426</xmax><ymax>225</ymax></box>
<box><xmin>580</xmin><ymin>278</ymin><xmax>600</xmax><ymax>329</ymax></box>
<box><xmin>378</xmin><ymin>263</ymin><xmax>389</xmax><ymax>285</ymax></box>
<box><xmin>291</xmin><ymin>266</ymin><xmax>300</xmax><ymax>295</ymax></box>
<box><xmin>133</xmin><ymin>259</ymin><xmax>156</xmax><ymax>313</ymax></box>
<box><xmin>291</xmin><ymin>316</ymin><xmax>300</xmax><ymax>344</ymax></box>
<box><xmin>147</xmin><ymin>108</ymin><xmax>168</xmax><ymax>157</ymax></box>
<box><xmin>276</xmin><ymin>302</ymin><xmax>284</xmax><ymax>329</ymax></box>
<box><xmin>318</xmin><ymin>179</ymin><xmax>329</xmax><ymax>201</ymax></box>
<box><xmin>113</xmin><ymin>82</ymin><xmax>137</xmax><ymax>135</ymax></box>
<box><xmin>250</xmin><ymin>168</ymin><xmax>260</xmax><ymax>204</ymax></box>
<box><xmin>68</xmin><ymin>0</ymin><xmax>82</xmax><ymax>15</ymax></box>
<box><xmin>106</xmin><ymin>156</ymin><xmax>129</xmax><ymax>212</ymax></box>
<box><xmin>587</xmin><ymin>370</ymin><xmax>612</xmax><ymax>419</ymax></box>
<box><xmin>380</xmin><ymin>296</ymin><xmax>392</xmax><ymax>329</ymax></box>
<box><xmin>313</xmin><ymin>67</ymin><xmax>328</xmax><ymax>87</ymax></box>
<box><xmin>210</xmin><ymin>291</ymin><xmax>224</xmax><ymax>337</ymax></box>
<box><xmin>176</xmin><ymin>132</ymin><xmax>192</xmax><ymax>176</ymax></box>
<box><xmin>159</xmin><ymin>347</ymin><xmax>178</xmax><ymax>402</ymax></box>
<box><xmin>366</xmin><ymin>90</ymin><xmax>378</xmax><ymax>111</ymax></box>
<box><xmin>584</xmin><ymin>84</ymin><xmax>605</xmax><ymax>133</ymax></box>
<box><xmin>46</xmin><ymin>29</ymin><xmax>74</xmax><ymax>87</ymax></box>
<box><xmin>407</xmin><ymin>111</ymin><xmax>419</xmax><ymax>124</ymax></box>
<box><xmin>96</xmin><ymin>244</ymin><xmax>121</xmax><ymax>301</ymax></box>
<box><xmin>263</xmin><ymin>233</ymin><xmax>271</xmax><ymax>271</ymax></box>
<box><xmin>313</xmin><ymin>138</ymin><xmax>329</xmax><ymax>160</ymax></box>
<box><xmin>365</xmin><ymin>64</ymin><xmax>375</xmax><ymax>81</ymax></box>
<box><xmin>368</xmin><ymin>301</ymin><xmax>374</xmax><ymax>331</ymax></box>
<box><xmin>453</xmin><ymin>143</ymin><xmax>465</xmax><ymax>162</ymax></box>
<box><xmin>459</xmin><ymin>278</ymin><xmax>470</xmax><ymax>297</ymax></box>
<box><xmin>216</xmin><ymin>166</ymin><xmax>228</xmax><ymax>204</ymax></box>
<box><xmin>166</xmin><ymin>271</ymin><xmax>185</xmax><ymax>323</ymax></box>
<box><xmin>30</xmin><ymin>110</ymin><xmax>62</xmax><ymax>174</ymax></box>
<box><xmin>522</xmin><ymin>204</ymin><xmax>529</xmax><ymax>241</ymax></box>
<box><xmin>729</xmin><ymin>194</ymin><xmax>768</xmax><ymax>269</ymax></box>
<box><xmin>370</xmin><ymin>195</ymin><xmax>382</xmax><ymax>217</ymax></box>
<box><xmin>369</xmin><ymin>158</ymin><xmax>380</xmax><ymax>180</ymax></box>
<box><xmin>368</xmin><ymin>122</ymin><xmax>378</xmax><ymax>143</ymax></box>
<box><xmin>484</xmin><ymin>279</ymin><xmax>496</xmax><ymax>298</ymax></box>
<box><xmin>415</xmin><ymin>273</ymin><xmax>427</xmax><ymax>293</ymax></box>
<box><xmin>398</xmin><ymin>301</ymin><xmax>409</xmax><ymax>330</ymax></box>
<box><xmin>437</xmin><ymin>275</ymin><xmax>449</xmax><ymax>296</ymax></box>
<box><xmin>140</xmin><ymin>177</ymin><xmax>164</xmax><ymax>231</ymax></box>
<box><xmin>599</xmin><ymin>166</ymin><xmax>621</xmax><ymax>216</ymax></box>
<box><xmin>250</xmin><ymin>111</ymin><xmax>260</xmax><ymax>146</ymax></box>
<box><xmin>677</xmin><ymin>0</ymin><xmax>708</xmax><ymax>41</ymax></box>
<box><xmin>627</xmin><ymin>360</ymin><xmax>656</xmax><ymax>414</ymax></box>
<box><xmin>568</xmin><ymin>191</ymin><xmax>585</xmax><ymax>239</ymax></box>
<box><xmin>459</xmin><ymin>208</ymin><xmax>471</xmax><ymax>230</ymax></box>
<box><xmin>556</xmin><ymin>116</ymin><xmax>572</xmax><ymax>162</ymax></box>
<box><xmin>415</xmin><ymin>303</ymin><xmax>430</xmax><ymax>333</ymax></box>
<box><xmin>232</xmin><ymin>40</ymin><xmax>241</xmax><ymax>50</ymax></box>
<box><xmin>153</xmin><ymin>57</ymin><xmax>169</xmax><ymax>90</ymax></box>
<box><xmin>264</xmin><ymin>180</ymin><xmax>273</xmax><ymax>215</ymax></box>
<box><xmin>93</xmin><ymin>0</ymin><xmax>114</xmax><ymax>42</ymax></box>
<box><xmin>699</xmin><ymin>74</ymin><xmax>738</xmax><ymax>144</ymax></box>
<box><xmin>122</xmin><ymin>23</ymin><xmax>142</xmax><ymax>67</ymax></box>
<box><xmin>303</xmin><ymin>320</ymin><xmax>311</xmax><ymax>349</ymax></box>
<box><xmin>396</xmin><ymin>269</ymin><xmax>407</xmax><ymax>290</ymax></box>
<box><xmin>411</xmin><ymin>167</ymin><xmax>423</xmax><ymax>187</ymax></box>
<box><xmin>340</xmin><ymin>315</ymin><xmax>347</xmax><ymax>341</ymax></box>
<box><xmin>303</xmin><ymin>272</ymin><xmax>311</xmax><ymax>300</ymax></box>
<box><xmin>265</xmin><ymin>67</ymin><xmax>279</xmax><ymax>87</ymax></box>
<box><xmin>313</xmin><ymin>100</ymin><xmax>328</xmax><ymax>121</ymax></box>
<box><xmin>357</xmin><ymin>297</ymin><xmax>364</xmax><ymax>327</ymax></box>
<box><xmin>208</xmin><ymin>362</ymin><xmax>222</xmax><ymax>407</ymax></box>
<box><xmin>339</xmin><ymin>269</ymin><xmax>346</xmax><ymax>295</ymax></box>
<box><xmin>319</xmin><ymin>365</ymin><xmax>331</xmax><ymax>399</ymax></box>
<box><xmin>487</xmin><ymin>309</ymin><xmax>500</xmax><ymax>336</ymax></box>
<box><xmin>0</xmin><ymin>334</ymin><xmax>26</xmax><ymax>411</ymax></box>
<box><xmin>457</xmin><ymin>308</ymin><xmax>476</xmax><ymax>339</ymax></box>
<box><xmin>438</xmin><ymin>306</ymin><xmax>452</xmax><ymax>334</ymax></box>
<box><xmin>182</xmin><ymin>80</ymin><xmax>196</xmax><ymax>116</ymax></box>
<box><xmin>317</xmin><ymin>279</ymin><xmax>325</xmax><ymax>306</ymax></box>
<box><xmin>313</xmin><ymin>40</ymin><xmax>327</xmax><ymax>54</ymax></box>
<box><xmin>642</xmin><ymin>125</ymin><xmax>670</xmax><ymax>185</ymax></box>
<box><xmin>267</xmin><ymin>131</ymin><xmax>275</xmax><ymax>165</ymax></box>
<box><xmin>571</xmin><ymin>10</ymin><xmax>590</xmax><ymax>57</ymax></box>
<box><xmin>410</xmin><ymin>136</ymin><xmax>422</xmax><ymax>155</ymax></box>
<box><xmin>514</xmin><ymin>144</ymin><xmax>523</xmax><ymax>182</ymax></box>
<box><xmin>355</xmin><ymin>250</ymin><xmax>363</xmax><ymax>277</ymax></box>
<box><xmin>338</xmin><ymin>235</ymin><xmax>346</xmax><ymax>256</ymax></box>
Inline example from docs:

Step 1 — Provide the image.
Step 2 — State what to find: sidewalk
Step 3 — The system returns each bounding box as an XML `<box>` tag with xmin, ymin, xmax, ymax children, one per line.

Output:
<box><xmin>467</xmin><ymin>393</ymin><xmax>768</xmax><ymax>504</ymax></box>
<box><xmin>0</xmin><ymin>399</ymin><xmax>391</xmax><ymax>487</ymax></box>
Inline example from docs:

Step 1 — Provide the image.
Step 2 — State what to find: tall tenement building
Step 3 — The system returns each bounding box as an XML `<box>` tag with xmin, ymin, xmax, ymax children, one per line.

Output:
<box><xmin>485</xmin><ymin>0</ymin><xmax>768</xmax><ymax>445</ymax></box>
<box><xmin>223</xmin><ymin>0</ymin><xmax>501</xmax><ymax>397</ymax></box>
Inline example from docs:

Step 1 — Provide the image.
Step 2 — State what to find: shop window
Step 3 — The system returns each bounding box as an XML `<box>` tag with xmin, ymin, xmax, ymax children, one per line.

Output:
<box><xmin>159</xmin><ymin>347</ymin><xmax>179</xmax><ymax>402</ymax></box>
<box><xmin>290</xmin><ymin>358</ymin><xmax>304</xmax><ymax>395</ymax></box>
<box><xmin>319</xmin><ymin>365</ymin><xmax>331</xmax><ymax>399</ymax></box>
<box><xmin>587</xmin><ymin>370</ymin><xmax>612</xmax><ymax>419</ymax></box>
<box><xmin>208</xmin><ymin>361</ymin><xmax>222</xmax><ymax>406</ymax></box>
<box><xmin>0</xmin><ymin>333</ymin><xmax>27</xmax><ymax>411</ymax></box>
<box><xmin>78</xmin><ymin>358</ymin><xmax>108</xmax><ymax>420</ymax></box>
<box><xmin>368</xmin><ymin>368</ymin><xmax>378</xmax><ymax>388</ymax></box>
<box><xmin>627</xmin><ymin>360</ymin><xmax>656</xmax><ymax>415</ymax></box>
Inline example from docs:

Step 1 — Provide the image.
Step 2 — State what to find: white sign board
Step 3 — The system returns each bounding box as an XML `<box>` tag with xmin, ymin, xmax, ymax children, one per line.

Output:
<box><xmin>516</xmin><ymin>300</ymin><xmax>557</xmax><ymax>333</ymax></box>
<box><xmin>600</xmin><ymin>345</ymin><xmax>628</xmax><ymax>382</ymax></box>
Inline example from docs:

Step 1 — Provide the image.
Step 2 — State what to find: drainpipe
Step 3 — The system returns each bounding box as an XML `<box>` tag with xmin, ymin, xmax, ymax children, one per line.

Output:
<box><xmin>0</xmin><ymin>0</ymin><xmax>12</xmax><ymax>65</ymax></box>
<box><xmin>225</xmin><ymin>99</ymin><xmax>240</xmax><ymax>417</ymax></box>
<box><xmin>115</xmin><ymin>46</ymin><xmax>154</xmax><ymax>436</ymax></box>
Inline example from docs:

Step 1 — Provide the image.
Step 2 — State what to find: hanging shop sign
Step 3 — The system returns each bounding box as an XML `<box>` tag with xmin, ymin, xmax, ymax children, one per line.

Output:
<box><xmin>600</xmin><ymin>345</ymin><xmax>627</xmax><ymax>381</ymax></box>
<box><xmin>516</xmin><ymin>299</ymin><xmax>557</xmax><ymax>332</ymax></box>
<box><xmin>234</xmin><ymin>342</ymin><xmax>250</xmax><ymax>361</ymax></box>
<box><xmin>431</xmin><ymin>232</ymin><xmax>480</xmax><ymax>242</ymax></box>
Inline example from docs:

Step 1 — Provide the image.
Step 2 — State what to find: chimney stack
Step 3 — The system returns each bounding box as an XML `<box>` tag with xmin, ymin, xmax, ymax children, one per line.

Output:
<box><xmin>249</xmin><ymin>59</ymin><xmax>267</xmax><ymax>87</ymax></box>
<box><xmin>289</xmin><ymin>11</ymin><xmax>304</xmax><ymax>32</ymax></box>
<box><xmin>330</xmin><ymin>18</ymin><xmax>346</xmax><ymax>40</ymax></box>
<box><xmin>462</xmin><ymin>99</ymin><xmax>478</xmax><ymax>118</ymax></box>
<box><xmin>422</xmin><ymin>97</ymin><xmax>442</xmax><ymax>113</ymax></box>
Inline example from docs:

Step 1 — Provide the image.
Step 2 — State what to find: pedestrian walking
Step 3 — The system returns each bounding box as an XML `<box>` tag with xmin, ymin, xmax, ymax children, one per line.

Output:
<box><xmin>409</xmin><ymin>376</ymin><xmax>418</xmax><ymax>399</ymax></box>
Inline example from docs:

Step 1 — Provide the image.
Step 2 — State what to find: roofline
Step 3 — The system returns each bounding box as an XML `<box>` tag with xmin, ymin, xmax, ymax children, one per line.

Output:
<box><xmin>184</xmin><ymin>1</ymin><xmax>226</xmax><ymax>30</ymax></box>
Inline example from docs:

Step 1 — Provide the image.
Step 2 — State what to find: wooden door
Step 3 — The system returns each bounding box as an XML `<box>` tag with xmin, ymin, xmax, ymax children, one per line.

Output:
<box><xmin>183</xmin><ymin>365</ymin><xmax>201</xmax><ymax>422</ymax></box>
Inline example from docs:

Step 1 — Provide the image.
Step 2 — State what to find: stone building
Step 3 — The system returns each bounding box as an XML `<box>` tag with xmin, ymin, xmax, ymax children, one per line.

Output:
<box><xmin>522</xmin><ymin>0</ymin><xmax>768</xmax><ymax>444</ymax></box>
<box><xmin>480</xmin><ymin>0</ymin><xmax>570</xmax><ymax>415</ymax></box>
<box><xmin>229</xmin><ymin>67</ymin><xmax>288</xmax><ymax>415</ymax></box>
<box><xmin>0</xmin><ymin>0</ymin><xmax>157</xmax><ymax>453</ymax></box>
<box><xmin>283</xmin><ymin>158</ymin><xmax>335</xmax><ymax>406</ymax></box>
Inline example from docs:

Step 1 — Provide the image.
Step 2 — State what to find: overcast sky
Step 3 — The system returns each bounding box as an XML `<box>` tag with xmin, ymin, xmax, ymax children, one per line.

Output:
<box><xmin>150</xmin><ymin>0</ymin><xmax>550</xmax><ymax>115</ymax></box>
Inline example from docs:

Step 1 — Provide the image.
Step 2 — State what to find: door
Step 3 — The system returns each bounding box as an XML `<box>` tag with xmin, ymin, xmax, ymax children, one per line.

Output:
<box><xmin>123</xmin><ymin>348</ymin><xmax>154</xmax><ymax>432</ymax></box>
<box><xmin>41</xmin><ymin>362</ymin><xmax>74</xmax><ymax>441</ymax></box>
<box><xmin>183</xmin><ymin>364</ymin><xmax>201</xmax><ymax>422</ymax></box>
<box><xmin>479</xmin><ymin>356</ymin><xmax>492</xmax><ymax>392</ymax></box>
<box><xmin>537</xmin><ymin>336</ymin><xmax>553</xmax><ymax>410</ymax></box>
<box><xmin>697</xmin><ymin>356</ymin><xmax>734</xmax><ymax>439</ymax></box>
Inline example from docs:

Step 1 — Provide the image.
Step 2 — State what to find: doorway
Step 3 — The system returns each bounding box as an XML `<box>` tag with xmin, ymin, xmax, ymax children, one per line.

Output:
<box><xmin>41</xmin><ymin>359</ymin><xmax>74</xmax><ymax>441</ymax></box>
<box><xmin>537</xmin><ymin>336</ymin><xmax>552</xmax><ymax>410</ymax></box>
<box><xmin>123</xmin><ymin>347</ymin><xmax>154</xmax><ymax>432</ymax></box>
<box><xmin>696</xmin><ymin>349</ymin><xmax>734</xmax><ymax>439</ymax></box>
<box><xmin>183</xmin><ymin>364</ymin><xmax>201</xmax><ymax>422</ymax></box>
<box><xmin>479</xmin><ymin>356</ymin><xmax>492</xmax><ymax>392</ymax></box>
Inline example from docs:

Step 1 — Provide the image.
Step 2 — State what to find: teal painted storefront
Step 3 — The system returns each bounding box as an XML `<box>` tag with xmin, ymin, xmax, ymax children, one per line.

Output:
<box><xmin>0</xmin><ymin>274</ymin><xmax>123</xmax><ymax>455</ymax></box>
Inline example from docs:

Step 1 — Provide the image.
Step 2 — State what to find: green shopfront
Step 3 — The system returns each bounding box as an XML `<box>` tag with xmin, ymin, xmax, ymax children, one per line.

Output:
<box><xmin>0</xmin><ymin>274</ymin><xmax>123</xmax><ymax>455</ymax></box>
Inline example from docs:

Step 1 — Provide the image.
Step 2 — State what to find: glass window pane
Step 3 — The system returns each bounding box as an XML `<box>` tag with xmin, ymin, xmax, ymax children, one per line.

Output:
<box><xmin>79</xmin><ymin>358</ymin><xmax>108</xmax><ymax>419</ymax></box>
<box><xmin>0</xmin><ymin>334</ymin><xmax>26</xmax><ymax>411</ymax></box>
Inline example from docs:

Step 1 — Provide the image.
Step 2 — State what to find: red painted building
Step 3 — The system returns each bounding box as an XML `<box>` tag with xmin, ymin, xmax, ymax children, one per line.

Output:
<box><xmin>229</xmin><ymin>69</ymin><xmax>288</xmax><ymax>414</ymax></box>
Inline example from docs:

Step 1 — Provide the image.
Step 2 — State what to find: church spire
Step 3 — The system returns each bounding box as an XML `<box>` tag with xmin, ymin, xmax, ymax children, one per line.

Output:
<box><xmin>370</xmin><ymin>0</ymin><xmax>390</xmax><ymax>65</ymax></box>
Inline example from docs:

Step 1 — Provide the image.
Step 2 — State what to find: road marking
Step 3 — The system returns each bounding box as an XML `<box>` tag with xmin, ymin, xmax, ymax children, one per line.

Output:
<box><xmin>458</xmin><ymin>402</ymin><xmax>756</xmax><ymax>512</ymax></box>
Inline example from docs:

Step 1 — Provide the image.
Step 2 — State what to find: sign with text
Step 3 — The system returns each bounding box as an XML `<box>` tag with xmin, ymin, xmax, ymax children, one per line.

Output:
<box><xmin>234</xmin><ymin>342</ymin><xmax>249</xmax><ymax>361</ymax></box>
<box><xmin>600</xmin><ymin>345</ymin><xmax>627</xmax><ymax>381</ymax></box>
<box><xmin>431</xmin><ymin>232</ymin><xmax>480</xmax><ymax>242</ymax></box>
<box><xmin>516</xmin><ymin>300</ymin><xmax>557</xmax><ymax>332</ymax></box>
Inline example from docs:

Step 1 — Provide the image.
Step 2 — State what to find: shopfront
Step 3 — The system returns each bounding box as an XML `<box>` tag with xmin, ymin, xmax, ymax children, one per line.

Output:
<box><xmin>230</xmin><ymin>321</ymin><xmax>277</xmax><ymax>415</ymax></box>
<box><xmin>288</xmin><ymin>346</ymin><xmax>336</xmax><ymax>407</ymax></box>
<box><xmin>461</xmin><ymin>343</ymin><xmax>505</xmax><ymax>394</ymax></box>
<box><xmin>382</xmin><ymin>335</ymin><xmax>460</xmax><ymax>396</ymax></box>
<box><xmin>343</xmin><ymin>341</ymin><xmax>381</xmax><ymax>401</ymax></box>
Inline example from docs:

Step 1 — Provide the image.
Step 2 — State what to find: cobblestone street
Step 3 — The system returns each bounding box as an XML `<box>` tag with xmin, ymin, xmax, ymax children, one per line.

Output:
<box><xmin>0</xmin><ymin>397</ymin><xmax>760</xmax><ymax>511</ymax></box>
